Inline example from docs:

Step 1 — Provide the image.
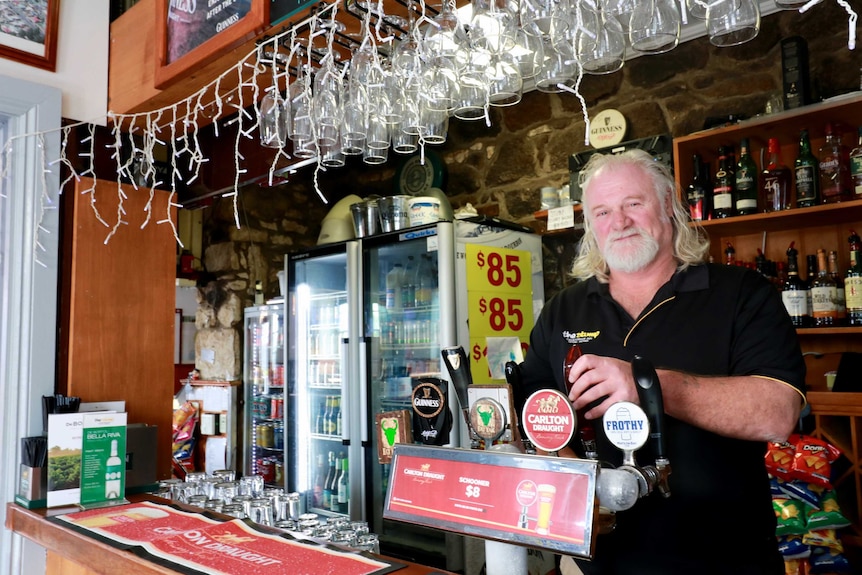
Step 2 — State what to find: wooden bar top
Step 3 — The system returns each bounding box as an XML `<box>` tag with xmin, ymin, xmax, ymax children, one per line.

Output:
<box><xmin>6</xmin><ymin>495</ymin><xmax>455</xmax><ymax>575</ymax></box>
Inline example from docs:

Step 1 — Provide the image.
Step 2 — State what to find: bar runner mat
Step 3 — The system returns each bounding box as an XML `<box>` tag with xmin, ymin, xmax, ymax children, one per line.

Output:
<box><xmin>49</xmin><ymin>500</ymin><xmax>404</xmax><ymax>575</ymax></box>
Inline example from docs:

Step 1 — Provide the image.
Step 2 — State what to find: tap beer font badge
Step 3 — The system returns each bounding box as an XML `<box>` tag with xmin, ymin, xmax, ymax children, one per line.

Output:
<box><xmin>522</xmin><ymin>389</ymin><xmax>576</xmax><ymax>453</ymax></box>
<box><xmin>411</xmin><ymin>377</ymin><xmax>452</xmax><ymax>446</ymax></box>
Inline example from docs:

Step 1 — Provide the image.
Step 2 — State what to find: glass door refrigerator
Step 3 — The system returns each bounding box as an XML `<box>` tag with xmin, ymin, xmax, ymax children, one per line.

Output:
<box><xmin>359</xmin><ymin>222</ymin><xmax>460</xmax><ymax>570</ymax></box>
<box><xmin>284</xmin><ymin>242</ymin><xmax>357</xmax><ymax>520</ymax></box>
<box><xmin>243</xmin><ymin>302</ymin><xmax>286</xmax><ymax>487</ymax></box>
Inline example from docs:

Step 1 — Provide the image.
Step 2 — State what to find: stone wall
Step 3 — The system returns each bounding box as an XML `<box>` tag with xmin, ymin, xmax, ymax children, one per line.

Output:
<box><xmin>200</xmin><ymin>5</ymin><xmax>859</xmax><ymax>303</ymax></box>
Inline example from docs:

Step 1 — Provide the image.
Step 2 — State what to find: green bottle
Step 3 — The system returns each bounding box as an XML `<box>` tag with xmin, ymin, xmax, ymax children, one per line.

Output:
<box><xmin>795</xmin><ymin>129</ymin><xmax>819</xmax><ymax>207</ymax></box>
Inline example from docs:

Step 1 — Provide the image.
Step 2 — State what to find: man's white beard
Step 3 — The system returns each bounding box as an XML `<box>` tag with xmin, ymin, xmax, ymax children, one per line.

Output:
<box><xmin>603</xmin><ymin>228</ymin><xmax>660</xmax><ymax>273</ymax></box>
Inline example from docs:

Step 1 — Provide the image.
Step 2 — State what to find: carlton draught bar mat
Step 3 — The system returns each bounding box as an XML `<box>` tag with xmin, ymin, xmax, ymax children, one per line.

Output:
<box><xmin>50</xmin><ymin>501</ymin><xmax>403</xmax><ymax>575</ymax></box>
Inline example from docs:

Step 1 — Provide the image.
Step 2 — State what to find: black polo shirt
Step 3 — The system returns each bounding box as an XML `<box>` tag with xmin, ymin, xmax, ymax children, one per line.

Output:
<box><xmin>519</xmin><ymin>263</ymin><xmax>806</xmax><ymax>574</ymax></box>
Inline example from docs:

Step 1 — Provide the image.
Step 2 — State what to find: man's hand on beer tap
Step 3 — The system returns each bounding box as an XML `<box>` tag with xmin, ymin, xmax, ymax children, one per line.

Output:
<box><xmin>566</xmin><ymin>354</ymin><xmax>639</xmax><ymax>420</ymax></box>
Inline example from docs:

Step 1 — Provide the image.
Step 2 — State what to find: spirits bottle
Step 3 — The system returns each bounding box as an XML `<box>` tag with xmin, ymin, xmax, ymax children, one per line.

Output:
<box><xmin>795</xmin><ymin>129</ymin><xmax>820</xmax><ymax>207</ymax></box>
<box><xmin>810</xmin><ymin>248</ymin><xmax>838</xmax><ymax>327</ymax></box>
<box><xmin>735</xmin><ymin>138</ymin><xmax>758</xmax><ymax>215</ymax></box>
<box><xmin>687</xmin><ymin>153</ymin><xmax>710</xmax><ymax>221</ymax></box>
<box><xmin>845</xmin><ymin>230</ymin><xmax>862</xmax><ymax>326</ymax></box>
<box><xmin>782</xmin><ymin>242</ymin><xmax>810</xmax><ymax>327</ymax></box>
<box><xmin>829</xmin><ymin>250</ymin><xmax>847</xmax><ymax>325</ymax></box>
<box><xmin>850</xmin><ymin>125</ymin><xmax>862</xmax><ymax>198</ymax></box>
<box><xmin>712</xmin><ymin>146</ymin><xmax>735</xmax><ymax>218</ymax></box>
<box><xmin>337</xmin><ymin>457</ymin><xmax>349</xmax><ymax>514</ymax></box>
<box><xmin>819</xmin><ymin>123</ymin><xmax>852</xmax><ymax>204</ymax></box>
<box><xmin>761</xmin><ymin>137</ymin><xmax>792</xmax><ymax>211</ymax></box>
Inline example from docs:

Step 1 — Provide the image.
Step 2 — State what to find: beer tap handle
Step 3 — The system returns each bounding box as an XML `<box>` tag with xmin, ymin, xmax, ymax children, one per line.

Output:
<box><xmin>442</xmin><ymin>346</ymin><xmax>473</xmax><ymax>428</ymax></box>
<box><xmin>631</xmin><ymin>355</ymin><xmax>666</xmax><ymax>461</ymax></box>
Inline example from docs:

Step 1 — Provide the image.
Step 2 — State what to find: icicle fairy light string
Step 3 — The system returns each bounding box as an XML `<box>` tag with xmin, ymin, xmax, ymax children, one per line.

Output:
<box><xmin>2</xmin><ymin>0</ymin><xmax>860</xmax><ymax>250</ymax></box>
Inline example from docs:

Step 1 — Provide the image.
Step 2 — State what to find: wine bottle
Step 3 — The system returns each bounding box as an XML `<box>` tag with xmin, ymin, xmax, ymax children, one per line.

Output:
<box><xmin>336</xmin><ymin>457</ymin><xmax>349</xmax><ymax>514</ymax></box>
<box><xmin>761</xmin><ymin>137</ymin><xmax>792</xmax><ymax>212</ymax></box>
<box><xmin>805</xmin><ymin>254</ymin><xmax>817</xmax><ymax>318</ymax></box>
<box><xmin>811</xmin><ymin>249</ymin><xmax>838</xmax><ymax>327</ymax></box>
<box><xmin>712</xmin><ymin>146</ymin><xmax>735</xmax><ymax>218</ymax></box>
<box><xmin>687</xmin><ymin>153</ymin><xmax>710</xmax><ymax>221</ymax></box>
<box><xmin>829</xmin><ymin>250</ymin><xmax>847</xmax><ymax>325</ymax></box>
<box><xmin>782</xmin><ymin>242</ymin><xmax>811</xmax><ymax>327</ymax></box>
<box><xmin>850</xmin><ymin>125</ymin><xmax>862</xmax><ymax>198</ymax></box>
<box><xmin>328</xmin><ymin>454</ymin><xmax>342</xmax><ymax>512</ymax></box>
<box><xmin>819</xmin><ymin>123</ymin><xmax>852</xmax><ymax>204</ymax></box>
<box><xmin>322</xmin><ymin>451</ymin><xmax>336</xmax><ymax>510</ymax></box>
<box><xmin>795</xmin><ymin>129</ymin><xmax>819</xmax><ymax>207</ymax></box>
<box><xmin>845</xmin><ymin>230</ymin><xmax>862</xmax><ymax>326</ymax></box>
<box><xmin>735</xmin><ymin>138</ymin><xmax>758</xmax><ymax>215</ymax></box>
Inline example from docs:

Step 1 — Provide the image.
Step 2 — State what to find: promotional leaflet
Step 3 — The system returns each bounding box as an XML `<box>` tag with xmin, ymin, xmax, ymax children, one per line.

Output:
<box><xmin>80</xmin><ymin>411</ymin><xmax>128</xmax><ymax>508</ymax></box>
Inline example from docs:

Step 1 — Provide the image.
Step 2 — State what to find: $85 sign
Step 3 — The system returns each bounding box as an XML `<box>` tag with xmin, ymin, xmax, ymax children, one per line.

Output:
<box><xmin>465</xmin><ymin>244</ymin><xmax>532</xmax><ymax>381</ymax></box>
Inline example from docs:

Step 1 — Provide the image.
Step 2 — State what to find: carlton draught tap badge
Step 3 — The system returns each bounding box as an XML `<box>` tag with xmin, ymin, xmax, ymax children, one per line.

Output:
<box><xmin>411</xmin><ymin>378</ymin><xmax>452</xmax><ymax>445</ymax></box>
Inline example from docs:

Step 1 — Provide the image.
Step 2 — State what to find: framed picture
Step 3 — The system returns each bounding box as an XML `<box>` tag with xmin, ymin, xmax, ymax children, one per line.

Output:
<box><xmin>155</xmin><ymin>0</ymin><xmax>269</xmax><ymax>89</ymax></box>
<box><xmin>0</xmin><ymin>0</ymin><xmax>60</xmax><ymax>71</ymax></box>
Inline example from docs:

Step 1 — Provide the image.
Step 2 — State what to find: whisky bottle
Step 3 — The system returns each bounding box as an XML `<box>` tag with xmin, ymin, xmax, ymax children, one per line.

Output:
<box><xmin>829</xmin><ymin>250</ymin><xmax>846</xmax><ymax>325</ymax></box>
<box><xmin>795</xmin><ymin>129</ymin><xmax>819</xmax><ymax>207</ymax></box>
<box><xmin>761</xmin><ymin>137</ymin><xmax>792</xmax><ymax>212</ymax></box>
<box><xmin>810</xmin><ymin>248</ymin><xmax>838</xmax><ymax>327</ymax></box>
<box><xmin>845</xmin><ymin>230</ymin><xmax>862</xmax><ymax>326</ymax></box>
<box><xmin>712</xmin><ymin>146</ymin><xmax>735</xmax><ymax>218</ymax></box>
<box><xmin>782</xmin><ymin>242</ymin><xmax>810</xmax><ymax>327</ymax></box>
<box><xmin>850</xmin><ymin>125</ymin><xmax>862</xmax><ymax>198</ymax></box>
<box><xmin>687</xmin><ymin>153</ymin><xmax>710</xmax><ymax>221</ymax></box>
<box><xmin>819</xmin><ymin>123</ymin><xmax>852</xmax><ymax>204</ymax></box>
<box><xmin>735</xmin><ymin>138</ymin><xmax>759</xmax><ymax>215</ymax></box>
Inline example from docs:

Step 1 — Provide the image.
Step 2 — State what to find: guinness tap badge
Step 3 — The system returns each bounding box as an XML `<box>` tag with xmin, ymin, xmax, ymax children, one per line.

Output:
<box><xmin>588</xmin><ymin>109</ymin><xmax>627</xmax><ymax>149</ymax></box>
<box><xmin>411</xmin><ymin>377</ymin><xmax>452</xmax><ymax>445</ymax></box>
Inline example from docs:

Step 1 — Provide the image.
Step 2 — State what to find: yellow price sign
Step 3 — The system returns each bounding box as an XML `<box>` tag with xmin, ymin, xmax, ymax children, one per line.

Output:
<box><xmin>465</xmin><ymin>244</ymin><xmax>530</xmax><ymax>294</ymax></box>
<box><xmin>467</xmin><ymin>291</ymin><xmax>531</xmax><ymax>339</ymax></box>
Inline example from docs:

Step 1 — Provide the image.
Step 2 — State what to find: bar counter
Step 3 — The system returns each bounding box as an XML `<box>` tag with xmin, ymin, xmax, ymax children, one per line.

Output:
<box><xmin>5</xmin><ymin>495</ymin><xmax>456</xmax><ymax>575</ymax></box>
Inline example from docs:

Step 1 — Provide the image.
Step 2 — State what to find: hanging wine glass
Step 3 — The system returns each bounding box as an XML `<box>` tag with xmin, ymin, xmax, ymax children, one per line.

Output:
<box><xmin>469</xmin><ymin>0</ymin><xmax>518</xmax><ymax>55</ymax></box>
<box><xmin>488</xmin><ymin>52</ymin><xmax>522</xmax><ymax>107</ymax></box>
<box><xmin>577</xmin><ymin>11</ymin><xmax>625</xmax><ymax>75</ymax></box>
<box><xmin>706</xmin><ymin>0</ymin><xmax>760</xmax><ymax>47</ymax></box>
<box><xmin>685</xmin><ymin>0</ymin><xmax>709</xmax><ymax>20</ymax></box>
<box><xmin>259</xmin><ymin>87</ymin><xmax>289</xmax><ymax>149</ymax></box>
<box><xmin>535</xmin><ymin>36</ymin><xmax>577</xmax><ymax>92</ymax></box>
<box><xmin>629</xmin><ymin>0</ymin><xmax>680</xmax><ymax>56</ymax></box>
<box><xmin>600</xmin><ymin>0</ymin><xmax>637</xmax><ymax>32</ymax></box>
<box><xmin>513</xmin><ymin>25</ymin><xmax>545</xmax><ymax>80</ymax></box>
<box><xmin>422</xmin><ymin>0</ymin><xmax>468</xmax><ymax>62</ymax></box>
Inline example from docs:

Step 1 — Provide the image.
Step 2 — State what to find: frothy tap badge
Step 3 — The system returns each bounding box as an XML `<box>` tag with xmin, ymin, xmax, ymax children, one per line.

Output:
<box><xmin>411</xmin><ymin>377</ymin><xmax>452</xmax><ymax>445</ymax></box>
<box><xmin>485</xmin><ymin>336</ymin><xmax>524</xmax><ymax>380</ymax></box>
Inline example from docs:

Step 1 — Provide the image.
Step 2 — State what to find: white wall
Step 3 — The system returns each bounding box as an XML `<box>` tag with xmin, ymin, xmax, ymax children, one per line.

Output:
<box><xmin>0</xmin><ymin>1</ymin><xmax>109</xmax><ymax>123</ymax></box>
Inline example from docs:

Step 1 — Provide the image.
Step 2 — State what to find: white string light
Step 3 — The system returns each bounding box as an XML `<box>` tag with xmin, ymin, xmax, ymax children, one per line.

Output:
<box><xmin>0</xmin><ymin>0</ymin><xmax>857</xmax><ymax>251</ymax></box>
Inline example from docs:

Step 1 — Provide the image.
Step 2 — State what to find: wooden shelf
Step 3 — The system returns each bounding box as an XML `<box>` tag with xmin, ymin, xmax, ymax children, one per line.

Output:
<box><xmin>692</xmin><ymin>199</ymin><xmax>862</xmax><ymax>237</ymax></box>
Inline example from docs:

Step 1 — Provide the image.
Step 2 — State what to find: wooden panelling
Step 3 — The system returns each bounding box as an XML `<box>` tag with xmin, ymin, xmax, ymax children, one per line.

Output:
<box><xmin>64</xmin><ymin>178</ymin><xmax>176</xmax><ymax>480</ymax></box>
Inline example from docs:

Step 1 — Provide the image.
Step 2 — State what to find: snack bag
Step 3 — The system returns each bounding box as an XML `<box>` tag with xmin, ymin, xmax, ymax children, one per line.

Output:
<box><xmin>792</xmin><ymin>435</ymin><xmax>841</xmax><ymax>489</ymax></box>
<box><xmin>774</xmin><ymin>498</ymin><xmax>809</xmax><ymax>536</ymax></box>
<box><xmin>808</xmin><ymin>545</ymin><xmax>852</xmax><ymax>574</ymax></box>
<box><xmin>807</xmin><ymin>491</ymin><xmax>851</xmax><ymax>531</ymax></box>
<box><xmin>777</xmin><ymin>535</ymin><xmax>810</xmax><ymax>560</ymax></box>
<box><xmin>778</xmin><ymin>478</ymin><xmax>825</xmax><ymax>509</ymax></box>
<box><xmin>766</xmin><ymin>439</ymin><xmax>796</xmax><ymax>481</ymax></box>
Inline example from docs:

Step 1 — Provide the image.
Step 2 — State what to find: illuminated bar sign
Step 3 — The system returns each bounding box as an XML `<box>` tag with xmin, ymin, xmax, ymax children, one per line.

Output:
<box><xmin>383</xmin><ymin>445</ymin><xmax>598</xmax><ymax>558</ymax></box>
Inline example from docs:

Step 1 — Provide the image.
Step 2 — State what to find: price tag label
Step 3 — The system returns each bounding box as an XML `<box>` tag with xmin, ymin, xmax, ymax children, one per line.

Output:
<box><xmin>465</xmin><ymin>244</ymin><xmax>530</xmax><ymax>294</ymax></box>
<box><xmin>465</xmin><ymin>245</ymin><xmax>533</xmax><ymax>383</ymax></box>
<box><xmin>547</xmin><ymin>206</ymin><xmax>575</xmax><ymax>231</ymax></box>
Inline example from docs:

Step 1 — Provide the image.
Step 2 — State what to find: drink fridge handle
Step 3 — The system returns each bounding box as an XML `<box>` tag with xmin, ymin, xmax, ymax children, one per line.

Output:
<box><xmin>341</xmin><ymin>337</ymin><xmax>352</xmax><ymax>443</ymax></box>
<box><xmin>359</xmin><ymin>338</ymin><xmax>369</xmax><ymax>444</ymax></box>
<box><xmin>631</xmin><ymin>355</ymin><xmax>666</xmax><ymax>461</ymax></box>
